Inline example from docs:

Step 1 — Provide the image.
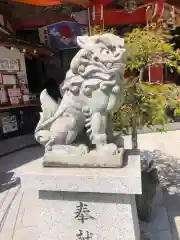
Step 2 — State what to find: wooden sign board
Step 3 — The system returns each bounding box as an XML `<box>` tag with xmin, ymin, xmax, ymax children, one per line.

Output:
<box><xmin>149</xmin><ymin>64</ymin><xmax>164</xmax><ymax>84</ymax></box>
<box><xmin>1</xmin><ymin>114</ymin><xmax>18</xmax><ymax>133</ymax></box>
<box><xmin>0</xmin><ymin>58</ymin><xmax>20</xmax><ymax>71</ymax></box>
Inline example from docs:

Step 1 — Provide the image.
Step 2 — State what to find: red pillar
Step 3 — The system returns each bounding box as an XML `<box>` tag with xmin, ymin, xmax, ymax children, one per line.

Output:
<box><xmin>145</xmin><ymin>0</ymin><xmax>165</xmax><ymax>84</ymax></box>
<box><xmin>88</xmin><ymin>0</ymin><xmax>112</xmax><ymax>29</ymax></box>
<box><xmin>89</xmin><ymin>4</ymin><xmax>104</xmax><ymax>29</ymax></box>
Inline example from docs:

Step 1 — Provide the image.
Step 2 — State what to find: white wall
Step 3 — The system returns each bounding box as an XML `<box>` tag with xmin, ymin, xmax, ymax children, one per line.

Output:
<box><xmin>0</xmin><ymin>46</ymin><xmax>28</xmax><ymax>84</ymax></box>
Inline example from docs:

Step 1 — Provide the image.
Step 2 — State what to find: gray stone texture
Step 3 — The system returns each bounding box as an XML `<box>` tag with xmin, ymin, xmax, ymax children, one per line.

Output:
<box><xmin>35</xmin><ymin>33</ymin><xmax>126</xmax><ymax>165</ymax></box>
<box><xmin>18</xmin><ymin>154</ymin><xmax>141</xmax><ymax>194</ymax></box>
<box><xmin>43</xmin><ymin>147</ymin><xmax>124</xmax><ymax>168</ymax></box>
<box><xmin>38</xmin><ymin>192</ymin><xmax>139</xmax><ymax>240</ymax></box>
<box><xmin>16</xmin><ymin>153</ymin><xmax>141</xmax><ymax>240</ymax></box>
<box><xmin>2</xmin><ymin>130</ymin><xmax>180</xmax><ymax>239</ymax></box>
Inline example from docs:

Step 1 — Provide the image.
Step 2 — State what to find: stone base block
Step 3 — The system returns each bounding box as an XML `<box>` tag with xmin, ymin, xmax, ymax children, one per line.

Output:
<box><xmin>43</xmin><ymin>144</ymin><xmax>124</xmax><ymax>168</ymax></box>
<box><xmin>43</xmin><ymin>148</ymin><xmax>124</xmax><ymax>168</ymax></box>
<box><xmin>17</xmin><ymin>150</ymin><xmax>142</xmax><ymax>240</ymax></box>
<box><xmin>38</xmin><ymin>191</ymin><xmax>140</xmax><ymax>240</ymax></box>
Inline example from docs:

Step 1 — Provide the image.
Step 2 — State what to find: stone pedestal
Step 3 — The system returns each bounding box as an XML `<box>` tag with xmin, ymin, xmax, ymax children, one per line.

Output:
<box><xmin>18</xmin><ymin>151</ymin><xmax>142</xmax><ymax>240</ymax></box>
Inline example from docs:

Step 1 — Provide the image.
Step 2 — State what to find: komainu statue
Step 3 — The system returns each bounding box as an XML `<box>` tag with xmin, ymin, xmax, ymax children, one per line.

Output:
<box><xmin>35</xmin><ymin>33</ymin><xmax>127</xmax><ymax>167</ymax></box>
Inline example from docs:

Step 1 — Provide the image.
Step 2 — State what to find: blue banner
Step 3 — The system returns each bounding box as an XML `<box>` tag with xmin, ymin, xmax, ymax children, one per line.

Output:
<box><xmin>47</xmin><ymin>21</ymin><xmax>83</xmax><ymax>50</ymax></box>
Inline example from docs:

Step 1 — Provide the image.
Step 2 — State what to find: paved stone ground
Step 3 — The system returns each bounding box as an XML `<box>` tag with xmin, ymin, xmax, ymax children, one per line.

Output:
<box><xmin>0</xmin><ymin>147</ymin><xmax>43</xmax><ymax>240</ymax></box>
<box><xmin>124</xmin><ymin>131</ymin><xmax>180</xmax><ymax>239</ymax></box>
<box><xmin>1</xmin><ymin>131</ymin><xmax>180</xmax><ymax>239</ymax></box>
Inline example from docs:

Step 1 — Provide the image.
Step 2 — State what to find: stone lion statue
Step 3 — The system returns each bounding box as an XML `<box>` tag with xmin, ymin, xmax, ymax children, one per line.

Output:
<box><xmin>35</xmin><ymin>33</ymin><xmax>126</xmax><ymax>164</ymax></box>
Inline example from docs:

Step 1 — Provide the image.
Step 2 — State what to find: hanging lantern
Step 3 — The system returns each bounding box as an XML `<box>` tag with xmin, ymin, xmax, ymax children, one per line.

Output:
<box><xmin>124</xmin><ymin>0</ymin><xmax>137</xmax><ymax>14</ymax></box>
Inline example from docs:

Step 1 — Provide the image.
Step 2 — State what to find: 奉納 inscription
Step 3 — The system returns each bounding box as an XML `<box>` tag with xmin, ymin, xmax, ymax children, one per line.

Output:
<box><xmin>74</xmin><ymin>202</ymin><xmax>95</xmax><ymax>224</ymax></box>
<box><xmin>76</xmin><ymin>229</ymin><xmax>93</xmax><ymax>240</ymax></box>
<box><xmin>74</xmin><ymin>202</ymin><xmax>95</xmax><ymax>239</ymax></box>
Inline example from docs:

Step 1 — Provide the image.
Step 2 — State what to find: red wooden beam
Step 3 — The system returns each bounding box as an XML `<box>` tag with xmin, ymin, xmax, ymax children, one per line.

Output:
<box><xmin>89</xmin><ymin>0</ymin><xmax>112</xmax><ymax>7</ymax></box>
<box><xmin>89</xmin><ymin>0</ymin><xmax>157</xmax><ymax>26</ymax></box>
<box><xmin>90</xmin><ymin>8</ymin><xmax>147</xmax><ymax>26</ymax></box>
<box><xmin>103</xmin><ymin>8</ymin><xmax>146</xmax><ymax>25</ymax></box>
